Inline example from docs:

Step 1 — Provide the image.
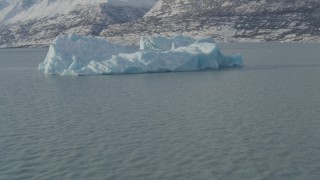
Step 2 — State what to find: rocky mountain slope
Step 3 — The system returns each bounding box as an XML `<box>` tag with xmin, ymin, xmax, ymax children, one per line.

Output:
<box><xmin>102</xmin><ymin>0</ymin><xmax>320</xmax><ymax>43</ymax></box>
<box><xmin>1</xmin><ymin>0</ymin><xmax>319</xmax><ymax>47</ymax></box>
<box><xmin>0</xmin><ymin>0</ymin><xmax>156</xmax><ymax>47</ymax></box>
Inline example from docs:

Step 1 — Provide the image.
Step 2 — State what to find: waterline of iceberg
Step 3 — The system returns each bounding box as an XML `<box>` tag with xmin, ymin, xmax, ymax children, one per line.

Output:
<box><xmin>38</xmin><ymin>34</ymin><xmax>243</xmax><ymax>75</ymax></box>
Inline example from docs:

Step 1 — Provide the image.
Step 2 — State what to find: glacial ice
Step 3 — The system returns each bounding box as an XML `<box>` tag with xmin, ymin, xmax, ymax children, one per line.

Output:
<box><xmin>38</xmin><ymin>34</ymin><xmax>243</xmax><ymax>75</ymax></box>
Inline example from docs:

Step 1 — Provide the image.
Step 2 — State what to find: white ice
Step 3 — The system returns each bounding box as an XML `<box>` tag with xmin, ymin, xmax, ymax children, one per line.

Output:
<box><xmin>38</xmin><ymin>34</ymin><xmax>243</xmax><ymax>75</ymax></box>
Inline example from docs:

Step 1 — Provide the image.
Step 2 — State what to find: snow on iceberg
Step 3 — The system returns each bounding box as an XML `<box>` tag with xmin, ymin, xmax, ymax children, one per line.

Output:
<box><xmin>139</xmin><ymin>35</ymin><xmax>215</xmax><ymax>51</ymax></box>
<box><xmin>38</xmin><ymin>34</ymin><xmax>243</xmax><ymax>75</ymax></box>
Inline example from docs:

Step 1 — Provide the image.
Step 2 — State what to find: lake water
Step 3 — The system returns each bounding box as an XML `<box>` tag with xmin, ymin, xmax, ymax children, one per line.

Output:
<box><xmin>1</xmin><ymin>43</ymin><xmax>320</xmax><ymax>180</ymax></box>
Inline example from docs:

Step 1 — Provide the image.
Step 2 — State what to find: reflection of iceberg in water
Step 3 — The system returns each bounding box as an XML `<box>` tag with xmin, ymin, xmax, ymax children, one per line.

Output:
<box><xmin>38</xmin><ymin>34</ymin><xmax>243</xmax><ymax>76</ymax></box>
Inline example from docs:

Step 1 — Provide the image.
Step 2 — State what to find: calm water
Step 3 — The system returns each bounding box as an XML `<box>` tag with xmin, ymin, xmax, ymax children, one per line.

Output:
<box><xmin>1</xmin><ymin>43</ymin><xmax>320</xmax><ymax>180</ymax></box>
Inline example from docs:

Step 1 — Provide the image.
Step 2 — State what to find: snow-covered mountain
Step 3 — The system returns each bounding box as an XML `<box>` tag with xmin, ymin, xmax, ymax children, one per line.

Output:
<box><xmin>102</xmin><ymin>0</ymin><xmax>320</xmax><ymax>43</ymax></box>
<box><xmin>1</xmin><ymin>0</ymin><xmax>320</xmax><ymax>47</ymax></box>
<box><xmin>0</xmin><ymin>0</ymin><xmax>156</xmax><ymax>47</ymax></box>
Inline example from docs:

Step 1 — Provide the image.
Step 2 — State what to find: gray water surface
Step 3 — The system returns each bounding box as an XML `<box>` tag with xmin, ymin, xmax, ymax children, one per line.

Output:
<box><xmin>1</xmin><ymin>43</ymin><xmax>320</xmax><ymax>180</ymax></box>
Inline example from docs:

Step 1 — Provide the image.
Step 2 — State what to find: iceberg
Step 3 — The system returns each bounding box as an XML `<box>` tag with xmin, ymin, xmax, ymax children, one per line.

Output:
<box><xmin>38</xmin><ymin>34</ymin><xmax>243</xmax><ymax>75</ymax></box>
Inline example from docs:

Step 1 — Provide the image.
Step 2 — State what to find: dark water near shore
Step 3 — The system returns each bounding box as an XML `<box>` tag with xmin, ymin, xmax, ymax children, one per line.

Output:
<box><xmin>1</xmin><ymin>43</ymin><xmax>320</xmax><ymax>180</ymax></box>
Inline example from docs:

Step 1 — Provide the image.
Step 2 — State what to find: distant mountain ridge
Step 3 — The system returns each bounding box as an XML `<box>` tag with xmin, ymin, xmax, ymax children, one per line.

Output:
<box><xmin>102</xmin><ymin>0</ymin><xmax>320</xmax><ymax>43</ymax></box>
<box><xmin>0</xmin><ymin>0</ymin><xmax>156</xmax><ymax>47</ymax></box>
<box><xmin>0</xmin><ymin>0</ymin><xmax>320</xmax><ymax>47</ymax></box>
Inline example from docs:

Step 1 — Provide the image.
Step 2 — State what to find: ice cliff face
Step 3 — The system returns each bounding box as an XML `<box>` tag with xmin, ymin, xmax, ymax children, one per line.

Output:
<box><xmin>38</xmin><ymin>34</ymin><xmax>243</xmax><ymax>75</ymax></box>
<box><xmin>102</xmin><ymin>0</ymin><xmax>320</xmax><ymax>43</ymax></box>
<box><xmin>0</xmin><ymin>0</ymin><xmax>156</xmax><ymax>47</ymax></box>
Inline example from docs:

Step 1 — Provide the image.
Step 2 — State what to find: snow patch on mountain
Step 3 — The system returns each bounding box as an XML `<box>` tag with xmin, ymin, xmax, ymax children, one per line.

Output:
<box><xmin>0</xmin><ymin>0</ymin><xmax>156</xmax><ymax>23</ymax></box>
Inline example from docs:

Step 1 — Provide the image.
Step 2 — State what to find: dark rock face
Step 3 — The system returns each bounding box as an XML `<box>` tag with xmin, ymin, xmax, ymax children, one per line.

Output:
<box><xmin>101</xmin><ymin>0</ymin><xmax>320</xmax><ymax>43</ymax></box>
